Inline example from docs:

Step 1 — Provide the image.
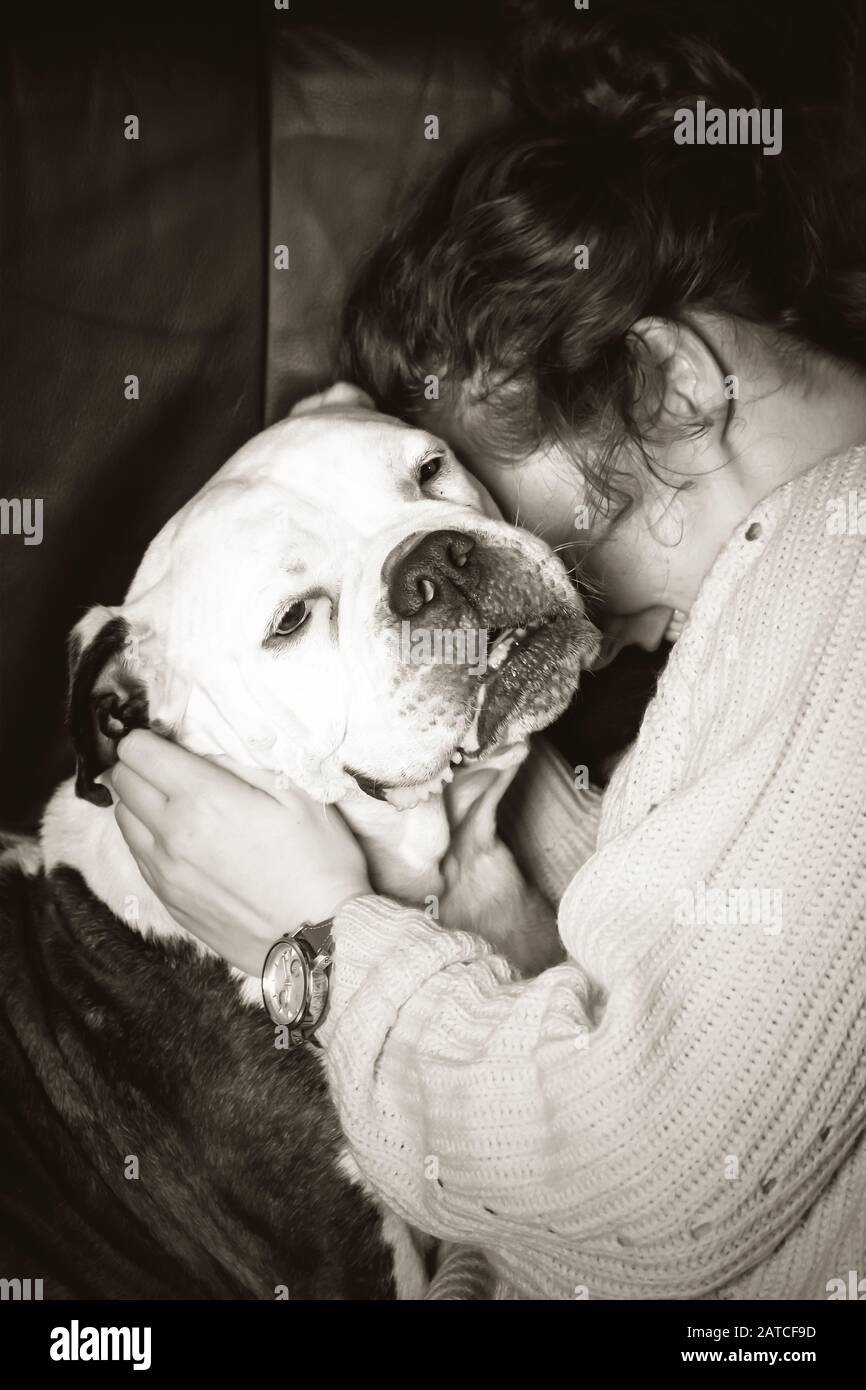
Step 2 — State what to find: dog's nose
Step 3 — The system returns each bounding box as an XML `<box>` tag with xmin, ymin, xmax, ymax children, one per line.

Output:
<box><xmin>386</xmin><ymin>529</ymin><xmax>476</xmax><ymax>618</ymax></box>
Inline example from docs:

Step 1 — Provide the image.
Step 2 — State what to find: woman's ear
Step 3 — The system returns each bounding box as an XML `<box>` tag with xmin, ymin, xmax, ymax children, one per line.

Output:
<box><xmin>629</xmin><ymin>317</ymin><xmax>727</xmax><ymax>429</ymax></box>
<box><xmin>67</xmin><ymin>607</ymin><xmax>151</xmax><ymax>807</ymax></box>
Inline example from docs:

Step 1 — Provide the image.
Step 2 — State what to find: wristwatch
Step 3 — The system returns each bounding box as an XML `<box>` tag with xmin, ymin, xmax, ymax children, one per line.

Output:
<box><xmin>261</xmin><ymin>919</ymin><xmax>335</xmax><ymax>1046</ymax></box>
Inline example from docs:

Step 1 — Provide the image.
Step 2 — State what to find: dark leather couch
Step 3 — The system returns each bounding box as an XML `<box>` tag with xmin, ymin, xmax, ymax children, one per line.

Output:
<box><xmin>2</xmin><ymin>0</ymin><xmax>863</xmax><ymax>828</ymax></box>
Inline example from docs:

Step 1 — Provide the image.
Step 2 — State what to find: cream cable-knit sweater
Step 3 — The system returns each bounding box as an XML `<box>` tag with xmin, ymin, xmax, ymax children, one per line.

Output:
<box><xmin>319</xmin><ymin>443</ymin><xmax>866</xmax><ymax>1300</ymax></box>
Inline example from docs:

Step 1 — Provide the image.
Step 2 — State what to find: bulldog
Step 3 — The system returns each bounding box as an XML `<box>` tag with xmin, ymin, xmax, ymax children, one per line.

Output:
<box><xmin>0</xmin><ymin>384</ymin><xmax>598</xmax><ymax>1300</ymax></box>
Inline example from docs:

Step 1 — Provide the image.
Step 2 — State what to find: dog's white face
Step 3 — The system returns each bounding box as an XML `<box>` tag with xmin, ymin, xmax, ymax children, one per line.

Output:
<box><xmin>71</xmin><ymin>386</ymin><xmax>599</xmax><ymax>807</ymax></box>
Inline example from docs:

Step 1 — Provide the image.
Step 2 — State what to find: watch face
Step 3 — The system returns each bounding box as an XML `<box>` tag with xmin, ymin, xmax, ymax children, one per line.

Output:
<box><xmin>263</xmin><ymin>940</ymin><xmax>309</xmax><ymax>1026</ymax></box>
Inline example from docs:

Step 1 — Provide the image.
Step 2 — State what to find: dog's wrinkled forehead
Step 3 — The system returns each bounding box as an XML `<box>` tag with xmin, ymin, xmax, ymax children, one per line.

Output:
<box><xmin>126</xmin><ymin>410</ymin><xmax>470</xmax><ymax>623</ymax></box>
<box><xmin>216</xmin><ymin>411</ymin><xmax>452</xmax><ymax>526</ymax></box>
<box><xmin>188</xmin><ymin>410</ymin><xmax>442</xmax><ymax>527</ymax></box>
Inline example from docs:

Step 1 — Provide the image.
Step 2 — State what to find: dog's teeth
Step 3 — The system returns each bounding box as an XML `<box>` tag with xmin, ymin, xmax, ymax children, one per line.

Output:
<box><xmin>451</xmin><ymin>750</ymin><xmax>463</xmax><ymax>765</ymax></box>
<box><xmin>383</xmin><ymin>759</ymin><xmax>456</xmax><ymax>809</ymax></box>
<box><xmin>487</xmin><ymin>630</ymin><xmax>520</xmax><ymax>672</ymax></box>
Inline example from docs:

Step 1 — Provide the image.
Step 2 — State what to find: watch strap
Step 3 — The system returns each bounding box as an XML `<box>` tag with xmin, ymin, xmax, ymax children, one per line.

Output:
<box><xmin>295</xmin><ymin>917</ymin><xmax>334</xmax><ymax>960</ymax></box>
<box><xmin>298</xmin><ymin>919</ymin><xmax>334</xmax><ymax>1041</ymax></box>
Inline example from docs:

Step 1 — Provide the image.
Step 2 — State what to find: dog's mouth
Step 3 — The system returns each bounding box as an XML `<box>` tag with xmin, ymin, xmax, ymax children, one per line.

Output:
<box><xmin>347</xmin><ymin>600</ymin><xmax>599</xmax><ymax>807</ymax></box>
<box><xmin>479</xmin><ymin>606</ymin><xmax>596</xmax><ymax>734</ymax></box>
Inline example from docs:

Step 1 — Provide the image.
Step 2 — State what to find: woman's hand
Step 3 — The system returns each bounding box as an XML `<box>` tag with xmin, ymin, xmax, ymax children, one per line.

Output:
<box><xmin>107</xmin><ymin>729</ymin><xmax>372</xmax><ymax>975</ymax></box>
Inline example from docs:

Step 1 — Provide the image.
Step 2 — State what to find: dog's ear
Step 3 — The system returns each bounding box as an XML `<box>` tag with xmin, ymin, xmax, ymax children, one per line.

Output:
<box><xmin>67</xmin><ymin>606</ymin><xmax>150</xmax><ymax>808</ymax></box>
<box><xmin>289</xmin><ymin>382</ymin><xmax>376</xmax><ymax>418</ymax></box>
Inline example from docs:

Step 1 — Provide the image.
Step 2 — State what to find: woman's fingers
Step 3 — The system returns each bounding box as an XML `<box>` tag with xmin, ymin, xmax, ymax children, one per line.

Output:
<box><xmin>114</xmin><ymin>801</ymin><xmax>156</xmax><ymax>864</ymax></box>
<box><xmin>105</xmin><ymin>725</ymin><xmax>373</xmax><ymax>972</ymax></box>
<box><xmin>116</xmin><ymin>728</ymin><xmax>218</xmax><ymax>797</ymax></box>
<box><xmin>108</xmin><ymin>761</ymin><xmax>167</xmax><ymax>832</ymax></box>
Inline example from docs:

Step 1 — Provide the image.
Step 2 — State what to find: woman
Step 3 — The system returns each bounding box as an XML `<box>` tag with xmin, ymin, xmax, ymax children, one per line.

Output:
<box><xmin>108</xmin><ymin>17</ymin><xmax>866</xmax><ymax>1298</ymax></box>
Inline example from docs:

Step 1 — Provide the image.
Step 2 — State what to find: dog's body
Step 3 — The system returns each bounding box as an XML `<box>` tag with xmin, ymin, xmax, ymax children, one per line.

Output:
<box><xmin>0</xmin><ymin>386</ymin><xmax>597</xmax><ymax>1298</ymax></box>
<box><xmin>0</xmin><ymin>854</ymin><xmax>403</xmax><ymax>1299</ymax></box>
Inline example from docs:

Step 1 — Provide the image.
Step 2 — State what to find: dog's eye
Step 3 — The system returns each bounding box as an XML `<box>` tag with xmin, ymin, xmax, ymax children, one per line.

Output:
<box><xmin>274</xmin><ymin>600</ymin><xmax>311</xmax><ymax>638</ymax></box>
<box><xmin>418</xmin><ymin>455</ymin><xmax>444</xmax><ymax>486</ymax></box>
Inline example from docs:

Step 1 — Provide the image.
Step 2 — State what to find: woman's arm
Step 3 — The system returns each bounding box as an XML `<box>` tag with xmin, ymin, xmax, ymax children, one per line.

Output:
<box><xmin>497</xmin><ymin>735</ymin><xmax>604</xmax><ymax>903</ymax></box>
<box><xmin>315</xmin><ymin>617</ymin><xmax>866</xmax><ymax>1299</ymax></box>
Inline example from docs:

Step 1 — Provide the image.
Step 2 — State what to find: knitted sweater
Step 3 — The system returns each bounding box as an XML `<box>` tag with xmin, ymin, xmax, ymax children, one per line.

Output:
<box><xmin>319</xmin><ymin>443</ymin><xmax>866</xmax><ymax>1300</ymax></box>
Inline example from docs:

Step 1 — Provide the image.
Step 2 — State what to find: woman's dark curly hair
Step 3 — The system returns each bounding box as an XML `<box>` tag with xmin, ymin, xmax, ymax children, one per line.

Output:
<box><xmin>340</xmin><ymin>0</ymin><xmax>866</xmax><ymax>512</ymax></box>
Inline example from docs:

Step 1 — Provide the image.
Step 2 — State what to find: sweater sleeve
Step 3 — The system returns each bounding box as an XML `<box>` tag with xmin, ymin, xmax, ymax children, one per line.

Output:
<box><xmin>320</xmin><ymin>570</ymin><xmax>866</xmax><ymax>1299</ymax></box>
<box><xmin>497</xmin><ymin>735</ymin><xmax>604</xmax><ymax>905</ymax></box>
